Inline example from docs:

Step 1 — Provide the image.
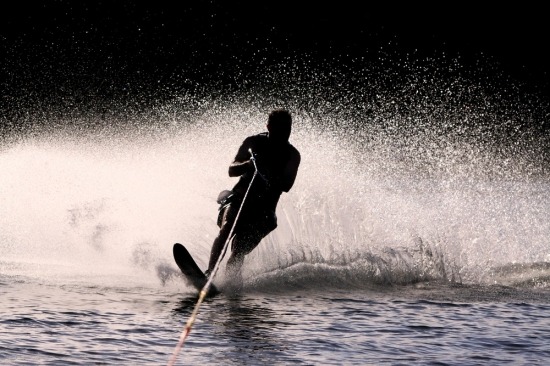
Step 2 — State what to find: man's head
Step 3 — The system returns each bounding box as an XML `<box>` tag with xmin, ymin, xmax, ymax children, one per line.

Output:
<box><xmin>267</xmin><ymin>109</ymin><xmax>292</xmax><ymax>143</ymax></box>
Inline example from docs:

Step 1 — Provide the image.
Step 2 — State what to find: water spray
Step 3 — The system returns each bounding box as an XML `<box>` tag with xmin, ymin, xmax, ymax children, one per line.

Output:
<box><xmin>168</xmin><ymin>148</ymin><xmax>260</xmax><ymax>366</ymax></box>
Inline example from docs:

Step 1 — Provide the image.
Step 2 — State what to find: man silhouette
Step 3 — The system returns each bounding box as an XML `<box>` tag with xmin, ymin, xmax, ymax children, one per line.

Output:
<box><xmin>206</xmin><ymin>109</ymin><xmax>301</xmax><ymax>282</ymax></box>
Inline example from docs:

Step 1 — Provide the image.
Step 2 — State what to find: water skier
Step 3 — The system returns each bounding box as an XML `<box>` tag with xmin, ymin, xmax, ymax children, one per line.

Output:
<box><xmin>206</xmin><ymin>109</ymin><xmax>301</xmax><ymax>283</ymax></box>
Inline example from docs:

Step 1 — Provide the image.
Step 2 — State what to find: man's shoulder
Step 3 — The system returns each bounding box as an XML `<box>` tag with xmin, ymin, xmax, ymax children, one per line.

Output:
<box><xmin>243</xmin><ymin>133</ymin><xmax>268</xmax><ymax>144</ymax></box>
<box><xmin>253</xmin><ymin>132</ymin><xmax>269</xmax><ymax>140</ymax></box>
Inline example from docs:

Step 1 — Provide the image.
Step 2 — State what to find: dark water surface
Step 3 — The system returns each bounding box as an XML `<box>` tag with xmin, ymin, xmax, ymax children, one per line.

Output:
<box><xmin>2</xmin><ymin>273</ymin><xmax>550</xmax><ymax>365</ymax></box>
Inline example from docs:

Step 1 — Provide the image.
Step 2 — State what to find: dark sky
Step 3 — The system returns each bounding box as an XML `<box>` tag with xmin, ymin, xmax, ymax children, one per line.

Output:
<box><xmin>2</xmin><ymin>1</ymin><xmax>549</xmax><ymax>98</ymax></box>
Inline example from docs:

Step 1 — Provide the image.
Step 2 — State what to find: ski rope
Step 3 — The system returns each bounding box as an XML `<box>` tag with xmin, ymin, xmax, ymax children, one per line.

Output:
<box><xmin>168</xmin><ymin>149</ymin><xmax>259</xmax><ymax>366</ymax></box>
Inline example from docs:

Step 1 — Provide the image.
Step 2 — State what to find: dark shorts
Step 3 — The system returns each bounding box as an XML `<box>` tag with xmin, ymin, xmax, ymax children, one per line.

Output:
<box><xmin>217</xmin><ymin>198</ymin><xmax>277</xmax><ymax>256</ymax></box>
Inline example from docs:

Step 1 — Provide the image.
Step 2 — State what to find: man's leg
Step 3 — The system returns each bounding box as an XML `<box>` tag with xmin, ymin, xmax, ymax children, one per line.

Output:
<box><xmin>226</xmin><ymin>250</ymin><xmax>245</xmax><ymax>282</ymax></box>
<box><xmin>226</xmin><ymin>213</ymin><xmax>277</xmax><ymax>282</ymax></box>
<box><xmin>207</xmin><ymin>203</ymin><xmax>238</xmax><ymax>275</ymax></box>
<box><xmin>226</xmin><ymin>233</ymin><xmax>259</xmax><ymax>285</ymax></box>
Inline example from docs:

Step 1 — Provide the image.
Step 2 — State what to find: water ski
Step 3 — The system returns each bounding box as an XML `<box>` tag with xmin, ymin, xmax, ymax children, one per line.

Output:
<box><xmin>173</xmin><ymin>243</ymin><xmax>219</xmax><ymax>296</ymax></box>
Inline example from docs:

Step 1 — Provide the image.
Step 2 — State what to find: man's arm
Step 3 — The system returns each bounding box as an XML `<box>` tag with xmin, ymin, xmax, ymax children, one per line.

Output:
<box><xmin>229</xmin><ymin>160</ymin><xmax>254</xmax><ymax>177</ymax></box>
<box><xmin>228</xmin><ymin>137</ymin><xmax>254</xmax><ymax>177</ymax></box>
<box><xmin>281</xmin><ymin>149</ymin><xmax>301</xmax><ymax>192</ymax></box>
